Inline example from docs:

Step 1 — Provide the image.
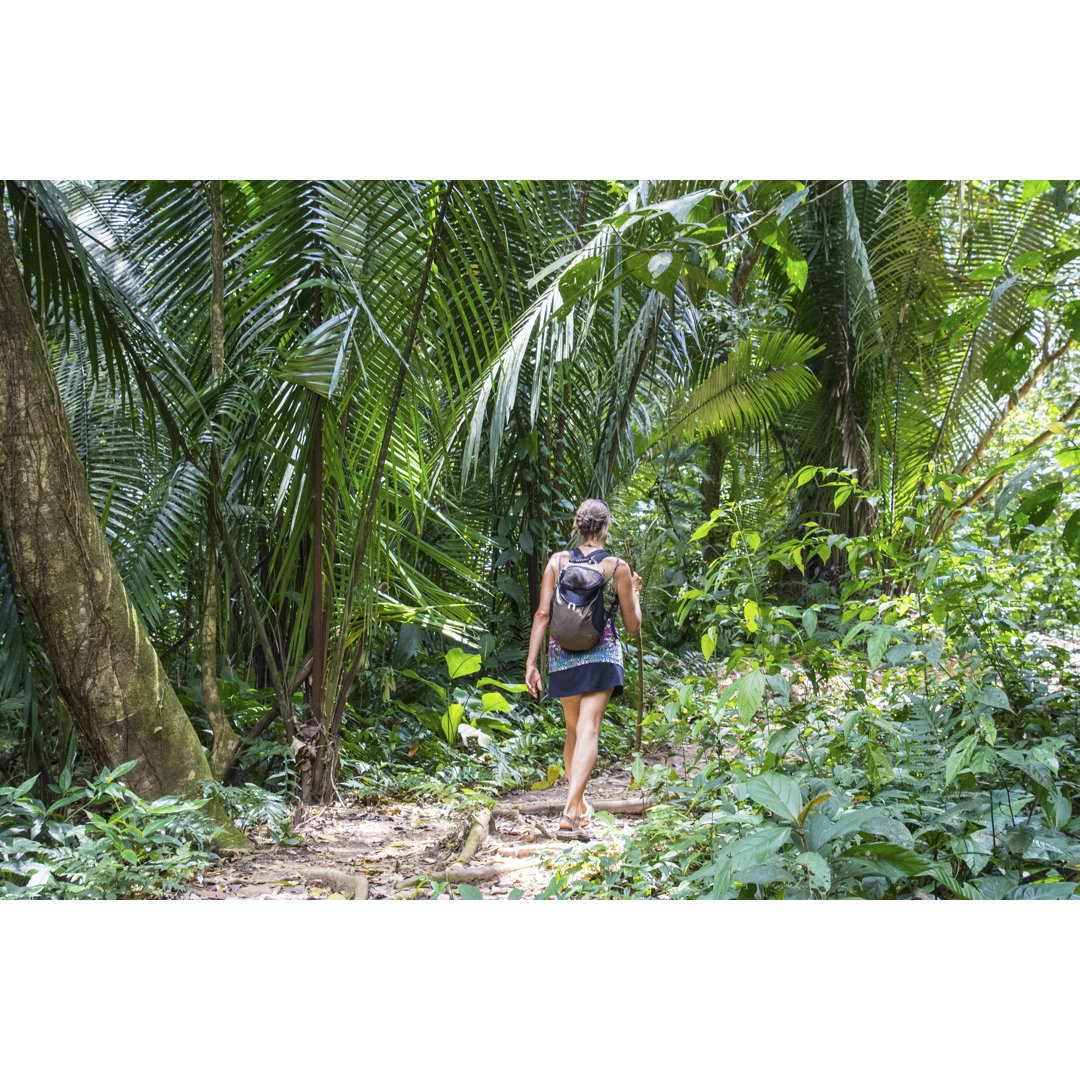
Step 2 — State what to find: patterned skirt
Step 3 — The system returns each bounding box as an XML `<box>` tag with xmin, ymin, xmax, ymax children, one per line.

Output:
<box><xmin>547</xmin><ymin>619</ymin><xmax>624</xmax><ymax>700</ymax></box>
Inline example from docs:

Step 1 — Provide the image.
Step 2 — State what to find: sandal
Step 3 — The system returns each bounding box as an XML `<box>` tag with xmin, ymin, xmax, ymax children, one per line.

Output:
<box><xmin>579</xmin><ymin>797</ymin><xmax>595</xmax><ymax>830</ymax></box>
<box><xmin>556</xmin><ymin>814</ymin><xmax>592</xmax><ymax>842</ymax></box>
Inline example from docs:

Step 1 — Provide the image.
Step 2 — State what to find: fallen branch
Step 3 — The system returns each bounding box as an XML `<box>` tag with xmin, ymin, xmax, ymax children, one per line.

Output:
<box><xmin>395</xmin><ymin>859</ymin><xmax>539</xmax><ymax>891</ymax></box>
<box><xmin>501</xmin><ymin>797</ymin><xmax>655</xmax><ymax>816</ymax></box>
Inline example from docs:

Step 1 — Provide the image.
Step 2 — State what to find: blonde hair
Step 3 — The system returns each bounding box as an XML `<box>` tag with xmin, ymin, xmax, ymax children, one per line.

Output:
<box><xmin>574</xmin><ymin>499</ymin><xmax>611</xmax><ymax>542</ymax></box>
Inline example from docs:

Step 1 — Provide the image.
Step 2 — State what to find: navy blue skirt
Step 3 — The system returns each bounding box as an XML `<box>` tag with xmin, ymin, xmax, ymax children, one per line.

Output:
<box><xmin>548</xmin><ymin>661</ymin><xmax>624</xmax><ymax>700</ymax></box>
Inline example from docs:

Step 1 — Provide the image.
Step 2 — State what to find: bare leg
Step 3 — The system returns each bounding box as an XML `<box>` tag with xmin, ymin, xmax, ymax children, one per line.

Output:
<box><xmin>561</xmin><ymin>694</ymin><xmax>581</xmax><ymax>789</ymax></box>
<box><xmin>561</xmin><ymin>689</ymin><xmax>612</xmax><ymax>827</ymax></box>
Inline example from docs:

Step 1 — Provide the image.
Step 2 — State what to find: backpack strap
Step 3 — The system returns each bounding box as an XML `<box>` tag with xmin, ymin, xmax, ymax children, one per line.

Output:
<box><xmin>604</xmin><ymin>557</ymin><xmax>621</xmax><ymax>618</ymax></box>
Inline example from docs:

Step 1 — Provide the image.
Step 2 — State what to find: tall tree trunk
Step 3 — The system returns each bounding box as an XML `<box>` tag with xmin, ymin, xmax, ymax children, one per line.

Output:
<box><xmin>699</xmin><ymin>431</ymin><xmax>729</xmax><ymax>564</ymax></box>
<box><xmin>203</xmin><ymin>179</ymin><xmax>241</xmax><ymax>781</ymax></box>
<box><xmin>315</xmin><ymin>181</ymin><xmax>456</xmax><ymax>801</ymax></box>
<box><xmin>306</xmin><ymin>401</ymin><xmax>330</xmax><ymax>803</ymax></box>
<box><xmin>0</xmin><ymin>197</ymin><xmax>246</xmax><ymax>846</ymax></box>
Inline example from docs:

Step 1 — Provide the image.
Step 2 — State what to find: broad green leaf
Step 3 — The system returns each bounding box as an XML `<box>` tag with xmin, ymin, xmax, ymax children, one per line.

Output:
<box><xmin>690</xmin><ymin>511</ymin><xmax>723</xmax><ymax>541</ymax></box>
<box><xmin>744</xmin><ymin>771</ymin><xmax>804</xmax><ymax>823</ymax></box>
<box><xmin>832</xmin><ymin>842</ymin><xmax>931</xmax><ymax>878</ymax></box>
<box><xmin>1012</xmin><ymin>250</ymin><xmax>1044</xmax><ymax>271</ymax></box>
<box><xmin>481</xmin><ymin>692</ymin><xmax>511</xmax><ymax>713</ymax></box>
<box><xmin>557</xmin><ymin>256</ymin><xmax>602</xmax><ymax>307</ymax></box>
<box><xmin>1007</xmin><ymin>882</ymin><xmax>1079</xmax><ymax>900</ymax></box>
<box><xmin>867</xmin><ymin>624</ymin><xmax>891</xmax><ymax>669</ymax></box>
<box><xmin>977</xmin><ymin>685</ymin><xmax>1013</xmax><ymax>713</ymax></box>
<box><xmin>969</xmin><ymin>261</ymin><xmax>1004</xmax><ymax>281</ymax></box>
<box><xmin>701</xmin><ymin>628</ymin><xmax>716</xmax><ymax>662</ymax></box>
<box><xmin>938</xmin><ymin>298</ymin><xmax>989</xmax><ymax>340</ymax></box>
<box><xmin>1060</xmin><ymin>299</ymin><xmax>1080</xmax><ymax>340</ymax></box>
<box><xmin>801</xmin><ymin>609</ymin><xmax>818</xmax><ymax>638</ymax></box>
<box><xmin>706</xmin><ymin>824</ymin><xmax>792</xmax><ymax>878</ymax></box>
<box><xmin>945</xmin><ymin>733</ymin><xmax>978</xmax><ymax>785</ymax></box>
<box><xmin>743</xmin><ymin>599</ymin><xmax>759</xmax><ymax>633</ymax></box>
<box><xmin>886</xmin><ymin>641</ymin><xmax>913</xmax><ymax>665</ymax></box>
<box><xmin>815</xmin><ymin>809</ymin><xmax>913</xmax><ymax>853</ymax></box>
<box><xmin>765</xmin><ymin>672</ymin><xmax>790</xmax><ymax>704</ymax></box>
<box><xmin>795</xmin><ymin>851</ymin><xmax>831</xmax><ymax>893</ymax></box>
<box><xmin>477</xmin><ymin>677</ymin><xmax>528</xmax><ymax>694</ymax></box>
<box><xmin>737</xmin><ymin>668</ymin><xmax>766</xmax><ymax>724</ymax></box>
<box><xmin>1036</xmin><ymin>785</ymin><xmax>1072</xmax><ymax>830</ymax></box>
<box><xmin>446</xmin><ymin>647</ymin><xmax>482</xmax><ymax>679</ymax></box>
<box><xmin>627</xmin><ymin>250</ymin><xmax>683</xmax><ymax>296</ymax></box>
<box><xmin>9</xmin><ymin>775</ymin><xmax>39</xmax><ymax>801</ymax></box>
<box><xmin>1013</xmin><ymin>482</ymin><xmax>1062</xmax><ymax>530</ymax></box>
<box><xmin>907</xmin><ymin>180</ymin><xmax>950</xmax><ymax>218</ymax></box>
<box><xmin>983</xmin><ymin>326</ymin><xmax>1032</xmax><ymax>398</ymax></box>
<box><xmin>784</xmin><ymin>255</ymin><xmax>808</xmax><ymax>292</ymax></box>
<box><xmin>440</xmin><ymin>702</ymin><xmax>465</xmax><ymax>742</ymax></box>
<box><xmin>403</xmin><ymin>669</ymin><xmax>446</xmax><ymax>702</ymax></box>
<box><xmin>775</xmin><ymin>186</ymin><xmax>808</xmax><ymax>223</ymax></box>
<box><xmin>1043</xmin><ymin>246</ymin><xmax>1080</xmax><ymax>274</ymax></box>
<box><xmin>1025</xmin><ymin>285</ymin><xmax>1056</xmax><ymax>309</ymax></box>
<box><xmin>456</xmin><ymin>883</ymin><xmax>483</xmax><ymax>900</ymax></box>
<box><xmin>736</xmin><ymin>861</ymin><xmax>791</xmax><ymax>886</ymax></box>
<box><xmin>1020</xmin><ymin>180</ymin><xmax>1052</xmax><ymax>202</ymax></box>
<box><xmin>766</xmin><ymin>726</ymin><xmax>800</xmax><ymax>760</ymax></box>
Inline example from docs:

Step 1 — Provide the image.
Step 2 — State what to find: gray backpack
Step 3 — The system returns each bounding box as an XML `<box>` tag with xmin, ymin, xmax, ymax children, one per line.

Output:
<box><xmin>549</xmin><ymin>548</ymin><xmax>620</xmax><ymax>652</ymax></box>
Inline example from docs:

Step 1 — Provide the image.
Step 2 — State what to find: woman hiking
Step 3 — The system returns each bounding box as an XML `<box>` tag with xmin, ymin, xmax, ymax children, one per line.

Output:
<box><xmin>525</xmin><ymin>499</ymin><xmax>642</xmax><ymax>840</ymax></box>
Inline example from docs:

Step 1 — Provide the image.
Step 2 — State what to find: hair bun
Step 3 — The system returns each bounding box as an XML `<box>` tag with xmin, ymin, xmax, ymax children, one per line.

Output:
<box><xmin>574</xmin><ymin>498</ymin><xmax>611</xmax><ymax>540</ymax></box>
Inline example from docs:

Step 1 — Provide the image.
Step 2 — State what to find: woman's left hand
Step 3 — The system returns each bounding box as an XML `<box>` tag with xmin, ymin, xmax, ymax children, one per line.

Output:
<box><xmin>525</xmin><ymin>662</ymin><xmax>543</xmax><ymax>698</ymax></box>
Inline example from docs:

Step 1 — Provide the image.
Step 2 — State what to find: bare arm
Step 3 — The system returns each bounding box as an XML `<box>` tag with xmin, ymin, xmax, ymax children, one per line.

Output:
<box><xmin>525</xmin><ymin>553</ymin><xmax>560</xmax><ymax>697</ymax></box>
<box><xmin>615</xmin><ymin>559</ymin><xmax>643</xmax><ymax>638</ymax></box>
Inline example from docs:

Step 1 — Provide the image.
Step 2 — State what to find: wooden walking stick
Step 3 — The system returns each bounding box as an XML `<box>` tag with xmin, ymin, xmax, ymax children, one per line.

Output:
<box><xmin>623</xmin><ymin>537</ymin><xmax>646</xmax><ymax>751</ymax></box>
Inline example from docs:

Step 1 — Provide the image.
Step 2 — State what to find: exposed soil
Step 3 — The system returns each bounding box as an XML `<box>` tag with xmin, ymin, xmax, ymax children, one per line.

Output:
<box><xmin>186</xmin><ymin>745</ymin><xmax>691</xmax><ymax>900</ymax></box>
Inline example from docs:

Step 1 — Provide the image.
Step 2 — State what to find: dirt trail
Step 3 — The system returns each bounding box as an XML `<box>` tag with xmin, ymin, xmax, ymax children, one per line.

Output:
<box><xmin>187</xmin><ymin>745</ymin><xmax>690</xmax><ymax>900</ymax></box>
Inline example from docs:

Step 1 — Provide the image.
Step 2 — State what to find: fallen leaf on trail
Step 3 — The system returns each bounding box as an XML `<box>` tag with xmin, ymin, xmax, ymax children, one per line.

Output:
<box><xmin>308</xmin><ymin>888</ymin><xmax>323</xmax><ymax>897</ymax></box>
<box><xmin>327</xmin><ymin>892</ymin><xmax>347</xmax><ymax>901</ymax></box>
<box><xmin>530</xmin><ymin>764</ymin><xmax>562</xmax><ymax>790</ymax></box>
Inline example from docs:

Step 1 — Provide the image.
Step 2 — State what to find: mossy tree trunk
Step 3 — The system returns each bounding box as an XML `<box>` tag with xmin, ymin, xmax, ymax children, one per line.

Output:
<box><xmin>0</xmin><ymin>199</ymin><xmax>246</xmax><ymax>845</ymax></box>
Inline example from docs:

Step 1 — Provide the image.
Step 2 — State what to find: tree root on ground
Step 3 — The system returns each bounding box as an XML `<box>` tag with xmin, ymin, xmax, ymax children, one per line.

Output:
<box><xmin>394</xmin><ymin>859</ymin><xmax>540</xmax><ymax>892</ymax></box>
<box><xmin>450</xmin><ymin>806</ymin><xmax>492</xmax><ymax>866</ymax></box>
<box><xmin>294</xmin><ymin>867</ymin><xmax>369</xmax><ymax>900</ymax></box>
<box><xmin>501</xmin><ymin>797</ymin><xmax>655</xmax><ymax>815</ymax></box>
<box><xmin>495</xmin><ymin>844</ymin><xmax>561</xmax><ymax>858</ymax></box>
<box><xmin>492</xmin><ymin>807</ymin><xmax>554</xmax><ymax>839</ymax></box>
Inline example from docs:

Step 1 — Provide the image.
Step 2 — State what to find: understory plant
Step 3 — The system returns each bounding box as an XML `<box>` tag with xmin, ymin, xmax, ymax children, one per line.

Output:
<box><xmin>0</xmin><ymin>760</ymin><xmax>220</xmax><ymax>898</ymax></box>
<box><xmin>544</xmin><ymin>478</ymin><xmax>1080</xmax><ymax>899</ymax></box>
